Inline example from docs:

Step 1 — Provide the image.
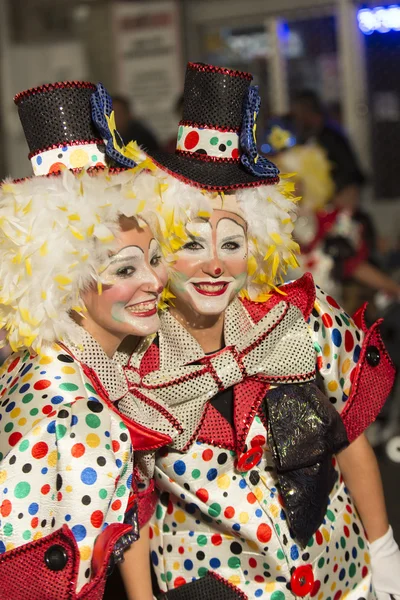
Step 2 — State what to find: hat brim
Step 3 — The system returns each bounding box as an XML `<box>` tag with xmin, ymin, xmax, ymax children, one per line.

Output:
<box><xmin>145</xmin><ymin>149</ymin><xmax>279</xmax><ymax>191</ymax></box>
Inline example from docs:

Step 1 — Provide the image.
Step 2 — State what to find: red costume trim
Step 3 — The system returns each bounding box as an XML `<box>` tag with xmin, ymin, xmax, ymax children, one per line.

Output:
<box><xmin>14</xmin><ymin>81</ymin><xmax>96</xmax><ymax>103</ymax></box>
<box><xmin>136</xmin><ymin>480</ymin><xmax>158</xmax><ymax>527</ymax></box>
<box><xmin>187</xmin><ymin>62</ymin><xmax>252</xmax><ymax>81</ymax></box>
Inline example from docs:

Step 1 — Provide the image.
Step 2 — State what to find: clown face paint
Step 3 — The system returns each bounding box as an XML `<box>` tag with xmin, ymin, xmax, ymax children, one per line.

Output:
<box><xmin>169</xmin><ymin>210</ymin><xmax>248</xmax><ymax>316</ymax></box>
<box><xmin>82</xmin><ymin>223</ymin><xmax>167</xmax><ymax>351</ymax></box>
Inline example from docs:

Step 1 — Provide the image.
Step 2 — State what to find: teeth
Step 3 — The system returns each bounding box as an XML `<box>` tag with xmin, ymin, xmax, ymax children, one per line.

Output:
<box><xmin>126</xmin><ymin>301</ymin><xmax>156</xmax><ymax>313</ymax></box>
<box><xmin>195</xmin><ymin>284</ymin><xmax>226</xmax><ymax>292</ymax></box>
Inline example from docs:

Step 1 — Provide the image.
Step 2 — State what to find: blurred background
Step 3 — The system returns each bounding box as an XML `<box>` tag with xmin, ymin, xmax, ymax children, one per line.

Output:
<box><xmin>0</xmin><ymin>0</ymin><xmax>399</xmax><ymax>594</ymax></box>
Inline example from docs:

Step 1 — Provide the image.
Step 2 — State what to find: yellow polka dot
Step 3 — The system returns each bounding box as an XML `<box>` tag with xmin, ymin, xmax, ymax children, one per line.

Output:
<box><xmin>173</xmin><ymin>562</ymin><xmax>180</xmax><ymax>570</ymax></box>
<box><xmin>33</xmin><ymin>532</ymin><xmax>43</xmax><ymax>541</ymax></box>
<box><xmin>18</xmin><ymin>418</ymin><xmax>27</xmax><ymax>426</ymax></box>
<box><xmin>32</xmin><ymin>426</ymin><xmax>42</xmax><ymax>436</ymax></box>
<box><xmin>66</xmin><ymin>465</ymin><xmax>72</xmax><ymax>471</ymax></box>
<box><xmin>265</xmin><ymin>582</ymin><xmax>276</xmax><ymax>592</ymax></box>
<box><xmin>343</xmin><ymin>592</ymin><xmax>350</xmax><ymax>599</ymax></box>
<box><xmin>322</xmin><ymin>527</ymin><xmax>330</xmax><ymax>542</ymax></box>
<box><xmin>66</xmin><ymin>485</ymin><xmax>73</xmax><ymax>493</ymax></box>
<box><xmin>32</xmin><ymin>419</ymin><xmax>42</xmax><ymax>428</ymax></box>
<box><xmin>188</xmin><ymin>547</ymin><xmax>192</xmax><ymax>552</ymax></box>
<box><xmin>192</xmin><ymin>453</ymin><xmax>198</xmax><ymax>459</ymax></box>
<box><xmin>153</xmin><ymin>524</ymin><xmax>160</xmax><ymax>536</ymax></box>
<box><xmin>61</xmin><ymin>366</ymin><xmax>76</xmax><ymax>375</ymax></box>
<box><xmin>86</xmin><ymin>433</ymin><xmax>100</xmax><ymax>448</ymax></box>
<box><xmin>247</xmin><ymin>540</ymin><xmax>258</xmax><ymax>552</ymax></box>
<box><xmin>323</xmin><ymin>343</ymin><xmax>331</xmax><ymax>357</ymax></box>
<box><xmin>217</xmin><ymin>473</ymin><xmax>230</xmax><ymax>490</ymax></box>
<box><xmin>328</xmin><ymin>380</ymin><xmax>338</xmax><ymax>392</ymax></box>
<box><xmin>10</xmin><ymin>407</ymin><xmax>21</xmax><ymax>418</ymax></box>
<box><xmin>239</xmin><ymin>512</ymin><xmax>249</xmax><ymax>524</ymax></box>
<box><xmin>39</xmin><ymin>356</ymin><xmax>53</xmax><ymax>365</ymax></box>
<box><xmin>331</xmin><ymin>582</ymin><xmax>336</xmax><ymax>591</ymax></box>
<box><xmin>343</xmin><ymin>386</ymin><xmax>350</xmax><ymax>396</ymax></box>
<box><xmin>254</xmin><ymin>487</ymin><xmax>263</xmax><ymax>502</ymax></box>
<box><xmin>270</xmin><ymin>504</ymin><xmax>279</xmax><ymax>518</ymax></box>
<box><xmin>175</xmin><ymin>510</ymin><xmax>186</xmax><ymax>524</ymax></box>
<box><xmin>48</xmin><ymin>450</ymin><xmax>58</xmax><ymax>467</ymax></box>
<box><xmin>0</xmin><ymin>470</ymin><xmax>7</xmax><ymax>484</ymax></box>
<box><xmin>228</xmin><ymin>576</ymin><xmax>241</xmax><ymax>585</ymax></box>
<box><xmin>22</xmin><ymin>373</ymin><xmax>33</xmax><ymax>382</ymax></box>
<box><xmin>180</xmin><ymin>538</ymin><xmax>185</xmax><ymax>544</ymax></box>
<box><xmin>318</xmin><ymin>594</ymin><xmax>324</xmax><ymax>600</ymax></box>
<box><xmin>70</xmin><ymin>148</ymin><xmax>90</xmax><ymax>168</ymax></box>
<box><xmin>80</xmin><ymin>546</ymin><xmax>91</xmax><ymax>561</ymax></box>
<box><xmin>342</xmin><ymin>358</ymin><xmax>351</xmax><ymax>374</ymax></box>
<box><xmin>223</xmin><ymin>534</ymin><xmax>234</xmax><ymax>541</ymax></box>
<box><xmin>343</xmin><ymin>513</ymin><xmax>351</xmax><ymax>524</ymax></box>
<box><xmin>364</xmin><ymin>552</ymin><xmax>370</xmax><ymax>564</ymax></box>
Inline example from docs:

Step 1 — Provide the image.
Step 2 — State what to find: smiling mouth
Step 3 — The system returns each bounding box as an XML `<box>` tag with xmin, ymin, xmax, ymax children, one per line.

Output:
<box><xmin>125</xmin><ymin>300</ymin><xmax>158</xmax><ymax>317</ymax></box>
<box><xmin>192</xmin><ymin>282</ymin><xmax>230</xmax><ymax>296</ymax></box>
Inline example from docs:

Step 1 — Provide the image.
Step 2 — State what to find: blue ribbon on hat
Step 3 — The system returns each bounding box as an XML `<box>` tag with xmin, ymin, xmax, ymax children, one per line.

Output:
<box><xmin>240</xmin><ymin>86</ymin><xmax>280</xmax><ymax>178</ymax></box>
<box><xmin>90</xmin><ymin>83</ymin><xmax>137</xmax><ymax>168</ymax></box>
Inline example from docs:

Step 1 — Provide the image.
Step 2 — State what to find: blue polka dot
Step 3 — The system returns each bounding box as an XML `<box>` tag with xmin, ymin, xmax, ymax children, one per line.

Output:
<box><xmin>353</xmin><ymin>344</ymin><xmax>361</xmax><ymax>363</ymax></box>
<box><xmin>5</xmin><ymin>402</ymin><xmax>16</xmax><ymax>413</ymax></box>
<box><xmin>116</xmin><ymin>459</ymin><xmax>122</xmax><ymax>468</ymax></box>
<box><xmin>352</xmin><ymin>547</ymin><xmax>357</xmax><ymax>558</ymax></box>
<box><xmin>71</xmin><ymin>524</ymin><xmax>86</xmax><ymax>542</ymax></box>
<box><xmin>51</xmin><ymin>395</ymin><xmax>64</xmax><ymax>405</ymax></box>
<box><xmin>54</xmin><ymin>376</ymin><xmax>61</xmax><ymax>380</ymax></box>
<box><xmin>21</xmin><ymin>364</ymin><xmax>32</xmax><ymax>376</ymax></box>
<box><xmin>173</xmin><ymin>460</ymin><xmax>186</xmax><ymax>476</ymax></box>
<box><xmin>81</xmin><ymin>467</ymin><xmax>97</xmax><ymax>485</ymax></box>
<box><xmin>41</xmin><ymin>468</ymin><xmax>48</xmax><ymax>475</ymax></box>
<box><xmin>126</xmin><ymin>474</ymin><xmax>133</xmax><ymax>490</ymax></box>
<box><xmin>189</xmin><ymin>531</ymin><xmax>194</xmax><ymax>537</ymax></box>
<box><xmin>19</xmin><ymin>383</ymin><xmax>30</xmax><ymax>393</ymax></box>
<box><xmin>184</xmin><ymin>559</ymin><xmax>193</xmax><ymax>571</ymax></box>
<box><xmin>47</xmin><ymin>420</ymin><xmax>56</xmax><ymax>434</ymax></box>
<box><xmin>255</xmin><ymin>509</ymin><xmax>262</xmax><ymax>517</ymax></box>
<box><xmin>151</xmin><ymin>551</ymin><xmax>158</xmax><ymax>566</ymax></box>
<box><xmin>40</xmin><ymin>370</ymin><xmax>46</xmax><ymax>375</ymax></box>
<box><xmin>65</xmin><ymin>514</ymin><xmax>71</xmax><ymax>522</ymax></box>
<box><xmin>332</xmin><ymin>328</ymin><xmax>342</xmax><ymax>347</ymax></box>
<box><xmin>290</xmin><ymin>545</ymin><xmax>299</xmax><ymax>560</ymax></box>
<box><xmin>71</xmin><ymin>415</ymin><xmax>78</xmax><ymax>426</ymax></box>
<box><xmin>232</xmin><ymin>523</ymin><xmax>241</xmax><ymax>532</ymax></box>
<box><xmin>0</xmin><ymin>541</ymin><xmax>6</xmax><ymax>553</ymax></box>
<box><xmin>36</xmin><ymin>156</ymin><xmax>42</xmax><ymax>165</ymax></box>
<box><xmin>206</xmin><ymin>468</ymin><xmax>217</xmax><ymax>481</ymax></box>
<box><xmin>210</xmin><ymin>558</ymin><xmax>221</xmax><ymax>568</ymax></box>
<box><xmin>105</xmin><ymin>431</ymin><xmax>110</xmax><ymax>438</ymax></box>
<box><xmin>239</xmin><ymin>479</ymin><xmax>247</xmax><ymax>489</ymax></box>
<box><xmin>62</xmin><ymin>146</ymin><xmax>68</xmax><ymax>152</ymax></box>
<box><xmin>255</xmin><ymin>590</ymin><xmax>263</xmax><ymax>597</ymax></box>
<box><xmin>186</xmin><ymin>503</ymin><xmax>197</xmax><ymax>514</ymax></box>
<box><xmin>28</xmin><ymin>503</ymin><xmax>39</xmax><ymax>515</ymax></box>
<box><xmin>339</xmin><ymin>568</ymin><xmax>346</xmax><ymax>581</ymax></box>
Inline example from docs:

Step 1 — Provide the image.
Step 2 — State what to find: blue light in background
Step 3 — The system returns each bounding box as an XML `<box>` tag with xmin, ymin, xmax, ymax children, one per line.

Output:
<box><xmin>358</xmin><ymin>6</ymin><xmax>400</xmax><ymax>34</ymax></box>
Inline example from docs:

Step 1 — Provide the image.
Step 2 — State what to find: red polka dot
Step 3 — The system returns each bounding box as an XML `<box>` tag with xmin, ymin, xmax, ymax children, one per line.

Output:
<box><xmin>149</xmin><ymin>527</ymin><xmax>154</xmax><ymax>539</ymax></box>
<box><xmin>71</xmin><ymin>443</ymin><xmax>85</xmax><ymax>458</ymax></box>
<box><xmin>346</xmin><ymin>504</ymin><xmax>353</xmax><ymax>514</ymax></box>
<box><xmin>315</xmin><ymin>530</ymin><xmax>323</xmax><ymax>545</ymax></box>
<box><xmin>9</xmin><ymin>432</ymin><xmax>22</xmax><ymax>447</ymax></box>
<box><xmin>256</xmin><ymin>523</ymin><xmax>272</xmax><ymax>543</ymax></box>
<box><xmin>48</xmin><ymin>162</ymin><xmax>66</xmax><ymax>174</ymax></box>
<box><xmin>255</xmin><ymin>575</ymin><xmax>264</xmax><ymax>583</ymax></box>
<box><xmin>202</xmin><ymin>449</ymin><xmax>213</xmax><ymax>461</ymax></box>
<box><xmin>184</xmin><ymin>131</ymin><xmax>199</xmax><ymax>150</ymax></box>
<box><xmin>322</xmin><ymin>313</ymin><xmax>333</xmax><ymax>328</ymax></box>
<box><xmin>57</xmin><ymin>492</ymin><xmax>62</xmax><ymax>502</ymax></box>
<box><xmin>196</xmin><ymin>488</ymin><xmax>209</xmax><ymax>503</ymax></box>
<box><xmin>250</xmin><ymin>435</ymin><xmax>265</xmax><ymax>448</ymax></box>
<box><xmin>211</xmin><ymin>534</ymin><xmax>222</xmax><ymax>546</ymax></box>
<box><xmin>178</xmin><ymin>546</ymin><xmax>184</xmax><ymax>554</ymax></box>
<box><xmin>0</xmin><ymin>499</ymin><xmax>12</xmax><ymax>517</ymax></box>
<box><xmin>327</xmin><ymin>295</ymin><xmax>341</xmax><ymax>309</ymax></box>
<box><xmin>334</xmin><ymin>592</ymin><xmax>342</xmax><ymax>600</ymax></box>
<box><xmin>112</xmin><ymin>440</ymin><xmax>120</xmax><ymax>453</ymax></box>
<box><xmin>90</xmin><ymin>510</ymin><xmax>103</xmax><ymax>528</ymax></box>
<box><xmin>345</xmin><ymin>329</ymin><xmax>354</xmax><ymax>352</ymax></box>
<box><xmin>32</xmin><ymin>441</ymin><xmax>48</xmax><ymax>459</ymax></box>
<box><xmin>111</xmin><ymin>499</ymin><xmax>122</xmax><ymax>511</ymax></box>
<box><xmin>41</xmin><ymin>484</ymin><xmax>50</xmax><ymax>495</ymax></box>
<box><xmin>344</xmin><ymin>525</ymin><xmax>350</xmax><ymax>538</ymax></box>
<box><xmin>231</xmin><ymin>148</ymin><xmax>239</xmax><ymax>159</ymax></box>
<box><xmin>167</xmin><ymin>501</ymin><xmax>174</xmax><ymax>515</ymax></box>
<box><xmin>31</xmin><ymin>517</ymin><xmax>39</xmax><ymax>528</ymax></box>
<box><xmin>224</xmin><ymin>506</ymin><xmax>235</xmax><ymax>519</ymax></box>
<box><xmin>333</xmin><ymin>563</ymin><xmax>339</xmax><ymax>573</ymax></box>
<box><xmin>311</xmin><ymin>580</ymin><xmax>321</xmax><ymax>597</ymax></box>
<box><xmin>362</xmin><ymin>566</ymin><xmax>368</xmax><ymax>577</ymax></box>
<box><xmin>317</xmin><ymin>356</ymin><xmax>323</xmax><ymax>371</ymax></box>
<box><xmin>7</xmin><ymin>357</ymin><xmax>20</xmax><ymax>372</ymax></box>
<box><xmin>249</xmin><ymin>557</ymin><xmax>257</xmax><ymax>568</ymax></box>
<box><xmin>247</xmin><ymin>492</ymin><xmax>257</xmax><ymax>505</ymax></box>
<box><xmin>174</xmin><ymin>577</ymin><xmax>186</xmax><ymax>588</ymax></box>
<box><xmin>34</xmin><ymin>379</ymin><xmax>51</xmax><ymax>390</ymax></box>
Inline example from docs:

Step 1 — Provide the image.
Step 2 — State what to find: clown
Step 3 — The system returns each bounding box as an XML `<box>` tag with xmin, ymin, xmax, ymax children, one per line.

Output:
<box><xmin>0</xmin><ymin>81</ymin><xmax>181</xmax><ymax>600</ymax></box>
<box><xmin>116</xmin><ymin>63</ymin><xmax>400</xmax><ymax>600</ymax></box>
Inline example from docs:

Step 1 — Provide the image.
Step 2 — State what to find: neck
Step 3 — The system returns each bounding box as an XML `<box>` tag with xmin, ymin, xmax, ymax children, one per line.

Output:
<box><xmin>169</xmin><ymin>300</ymin><xmax>226</xmax><ymax>354</ymax></box>
<box><xmin>80</xmin><ymin>319</ymin><xmax>125</xmax><ymax>358</ymax></box>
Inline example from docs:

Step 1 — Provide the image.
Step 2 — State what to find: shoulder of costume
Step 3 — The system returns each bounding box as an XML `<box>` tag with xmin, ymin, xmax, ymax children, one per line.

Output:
<box><xmin>240</xmin><ymin>272</ymin><xmax>316</xmax><ymax>322</ymax></box>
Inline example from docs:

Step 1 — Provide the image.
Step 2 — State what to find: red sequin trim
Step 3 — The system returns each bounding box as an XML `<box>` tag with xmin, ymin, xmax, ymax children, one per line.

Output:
<box><xmin>28</xmin><ymin>139</ymin><xmax>104</xmax><ymax>159</ymax></box>
<box><xmin>188</xmin><ymin>62</ymin><xmax>253</xmax><ymax>81</ymax></box>
<box><xmin>137</xmin><ymin>482</ymin><xmax>158</xmax><ymax>527</ymax></box>
<box><xmin>179</xmin><ymin>120</ymin><xmax>240</xmax><ymax>133</ymax></box>
<box><xmin>14</xmin><ymin>80</ymin><xmax>96</xmax><ymax>103</ymax></box>
<box><xmin>176</xmin><ymin>149</ymin><xmax>241</xmax><ymax>164</ymax></box>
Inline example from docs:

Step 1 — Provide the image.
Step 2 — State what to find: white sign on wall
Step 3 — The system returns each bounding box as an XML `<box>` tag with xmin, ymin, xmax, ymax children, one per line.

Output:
<box><xmin>113</xmin><ymin>0</ymin><xmax>183</xmax><ymax>144</ymax></box>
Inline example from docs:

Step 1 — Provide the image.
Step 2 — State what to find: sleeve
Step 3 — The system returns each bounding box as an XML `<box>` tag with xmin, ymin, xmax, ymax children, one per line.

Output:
<box><xmin>307</xmin><ymin>286</ymin><xmax>396</xmax><ymax>442</ymax></box>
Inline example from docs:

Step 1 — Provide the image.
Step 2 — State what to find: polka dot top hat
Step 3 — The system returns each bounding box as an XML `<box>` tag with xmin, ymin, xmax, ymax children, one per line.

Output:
<box><xmin>145</xmin><ymin>62</ymin><xmax>280</xmax><ymax>191</ymax></box>
<box><xmin>14</xmin><ymin>80</ymin><xmax>138</xmax><ymax>177</ymax></box>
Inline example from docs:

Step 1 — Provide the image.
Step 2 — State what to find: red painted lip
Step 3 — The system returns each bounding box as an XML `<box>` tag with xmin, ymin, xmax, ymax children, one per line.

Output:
<box><xmin>192</xmin><ymin>282</ymin><xmax>229</xmax><ymax>296</ymax></box>
<box><xmin>126</xmin><ymin>305</ymin><xmax>157</xmax><ymax>317</ymax></box>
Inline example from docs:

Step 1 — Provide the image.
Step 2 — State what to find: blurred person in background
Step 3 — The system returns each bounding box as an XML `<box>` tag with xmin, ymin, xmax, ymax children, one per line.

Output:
<box><xmin>112</xmin><ymin>95</ymin><xmax>160</xmax><ymax>151</ymax></box>
<box><xmin>163</xmin><ymin>92</ymin><xmax>184</xmax><ymax>153</ymax></box>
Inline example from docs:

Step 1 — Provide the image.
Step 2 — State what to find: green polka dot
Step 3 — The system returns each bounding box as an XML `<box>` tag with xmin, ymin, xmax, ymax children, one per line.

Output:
<box><xmin>91</xmin><ymin>154</ymin><xmax>98</xmax><ymax>162</ymax></box>
<box><xmin>210</xmin><ymin>136</ymin><xmax>219</xmax><ymax>146</ymax></box>
<box><xmin>307</xmin><ymin>536</ymin><xmax>314</xmax><ymax>547</ymax></box>
<box><xmin>197</xmin><ymin>534</ymin><xmax>207</xmax><ymax>546</ymax></box>
<box><xmin>341</xmin><ymin>314</ymin><xmax>350</xmax><ymax>326</ymax></box>
<box><xmin>4</xmin><ymin>523</ymin><xmax>13</xmax><ymax>536</ymax></box>
<box><xmin>30</xmin><ymin>408</ymin><xmax>39</xmax><ymax>416</ymax></box>
<box><xmin>163</xmin><ymin>524</ymin><xmax>170</xmax><ymax>533</ymax></box>
<box><xmin>19</xmin><ymin>440</ymin><xmax>29</xmax><ymax>452</ymax></box>
<box><xmin>166</xmin><ymin>571</ymin><xmax>173</xmax><ymax>582</ymax></box>
<box><xmin>86</xmin><ymin>414</ymin><xmax>100</xmax><ymax>429</ymax></box>
<box><xmin>4</xmin><ymin>422</ymin><xmax>13</xmax><ymax>433</ymax></box>
<box><xmin>349</xmin><ymin>563</ymin><xmax>356</xmax><ymax>577</ymax></box>
<box><xmin>9</xmin><ymin>384</ymin><xmax>18</xmax><ymax>395</ymax></box>
<box><xmin>0</xmin><ymin>452</ymin><xmax>3</xmax><ymax>461</ymax></box>
<box><xmin>198</xmin><ymin>567</ymin><xmax>208</xmax><ymax>577</ymax></box>
<box><xmin>156</xmin><ymin>505</ymin><xmax>163</xmax><ymax>519</ymax></box>
<box><xmin>160</xmin><ymin>574</ymin><xmax>166</xmax><ymax>582</ymax></box>
<box><xmin>314</xmin><ymin>341</ymin><xmax>322</xmax><ymax>353</ymax></box>
<box><xmin>271</xmin><ymin>592</ymin><xmax>285</xmax><ymax>600</ymax></box>
<box><xmin>208</xmin><ymin>503</ymin><xmax>221</xmax><ymax>518</ymax></box>
<box><xmin>334</xmin><ymin>353</ymin><xmax>338</xmax><ymax>360</ymax></box>
<box><xmin>59</xmin><ymin>383</ymin><xmax>79</xmax><ymax>391</ymax></box>
<box><xmin>23</xmin><ymin>530</ymin><xmax>31</xmax><ymax>541</ymax></box>
<box><xmin>255</xmin><ymin>415</ymin><xmax>261</xmax><ymax>424</ymax></box>
<box><xmin>227</xmin><ymin>140</ymin><xmax>232</xmax><ymax>146</ymax></box>
<box><xmin>318</xmin><ymin>557</ymin><xmax>325</xmax><ymax>568</ymax></box>
<box><xmin>340</xmin><ymin>536</ymin><xmax>346</xmax><ymax>549</ymax></box>
<box><xmin>275</xmin><ymin>524</ymin><xmax>281</xmax><ymax>535</ymax></box>
<box><xmin>56</xmin><ymin>424</ymin><xmax>67</xmax><ymax>439</ymax></box>
<box><xmin>117</xmin><ymin>515</ymin><xmax>122</xmax><ymax>522</ymax></box>
<box><xmin>191</xmin><ymin>469</ymin><xmax>201</xmax><ymax>479</ymax></box>
<box><xmin>277</xmin><ymin>549</ymin><xmax>284</xmax><ymax>560</ymax></box>
<box><xmin>228</xmin><ymin>556</ymin><xmax>241</xmax><ymax>568</ymax></box>
<box><xmin>177</xmin><ymin>126</ymin><xmax>183</xmax><ymax>141</ymax></box>
<box><xmin>119</xmin><ymin>421</ymin><xmax>127</xmax><ymax>430</ymax></box>
<box><xmin>263</xmin><ymin>562</ymin><xmax>270</xmax><ymax>569</ymax></box>
<box><xmin>340</xmin><ymin>377</ymin><xmax>345</xmax><ymax>388</ymax></box>
<box><xmin>14</xmin><ymin>482</ymin><xmax>31</xmax><ymax>499</ymax></box>
<box><xmin>105</xmin><ymin>443</ymin><xmax>111</xmax><ymax>450</ymax></box>
<box><xmin>358</xmin><ymin>536</ymin><xmax>365</xmax><ymax>549</ymax></box>
<box><xmin>85</xmin><ymin>383</ymin><xmax>96</xmax><ymax>394</ymax></box>
<box><xmin>22</xmin><ymin>393</ymin><xmax>34</xmax><ymax>404</ymax></box>
<box><xmin>99</xmin><ymin>489</ymin><xmax>107</xmax><ymax>500</ymax></box>
<box><xmin>116</xmin><ymin>485</ymin><xmax>126</xmax><ymax>498</ymax></box>
<box><xmin>326</xmin><ymin>509</ymin><xmax>335</xmax><ymax>522</ymax></box>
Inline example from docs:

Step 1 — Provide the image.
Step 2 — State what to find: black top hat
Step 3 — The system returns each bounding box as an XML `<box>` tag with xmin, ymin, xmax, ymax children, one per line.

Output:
<box><xmin>145</xmin><ymin>62</ymin><xmax>280</xmax><ymax>191</ymax></box>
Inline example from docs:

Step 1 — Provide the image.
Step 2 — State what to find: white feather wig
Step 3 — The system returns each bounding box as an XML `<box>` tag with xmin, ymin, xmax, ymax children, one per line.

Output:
<box><xmin>0</xmin><ymin>166</ymin><xmax>157</xmax><ymax>353</ymax></box>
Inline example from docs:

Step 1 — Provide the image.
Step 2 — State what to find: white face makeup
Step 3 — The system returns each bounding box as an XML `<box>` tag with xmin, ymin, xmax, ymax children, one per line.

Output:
<box><xmin>169</xmin><ymin>212</ymin><xmax>248</xmax><ymax>316</ymax></box>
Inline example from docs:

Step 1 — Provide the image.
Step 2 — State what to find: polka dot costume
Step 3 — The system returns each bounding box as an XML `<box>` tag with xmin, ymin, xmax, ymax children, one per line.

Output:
<box><xmin>0</xmin><ymin>344</ymin><xmax>133</xmax><ymax>593</ymax></box>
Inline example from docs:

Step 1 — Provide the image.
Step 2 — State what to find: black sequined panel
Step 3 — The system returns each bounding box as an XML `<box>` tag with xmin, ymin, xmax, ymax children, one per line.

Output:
<box><xmin>160</xmin><ymin>571</ymin><xmax>245</xmax><ymax>599</ymax></box>
<box><xmin>262</xmin><ymin>382</ymin><xmax>349</xmax><ymax>547</ymax></box>
<box><xmin>15</xmin><ymin>83</ymin><xmax>100</xmax><ymax>153</ymax></box>
<box><xmin>182</xmin><ymin>64</ymin><xmax>252</xmax><ymax>130</ymax></box>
